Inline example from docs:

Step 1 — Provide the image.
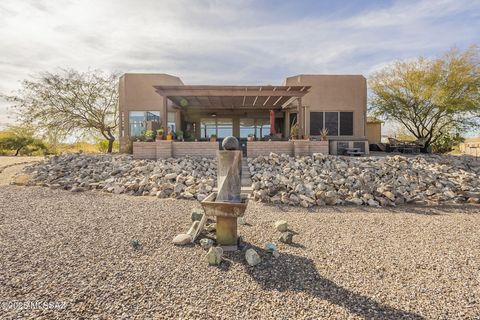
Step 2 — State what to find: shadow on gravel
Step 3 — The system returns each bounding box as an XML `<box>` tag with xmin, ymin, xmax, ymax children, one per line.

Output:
<box><xmin>224</xmin><ymin>243</ymin><xmax>423</xmax><ymax>320</ymax></box>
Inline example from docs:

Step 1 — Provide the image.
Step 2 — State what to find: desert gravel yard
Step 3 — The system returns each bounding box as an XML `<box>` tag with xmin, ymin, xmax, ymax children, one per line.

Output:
<box><xmin>1</xmin><ymin>185</ymin><xmax>480</xmax><ymax>319</ymax></box>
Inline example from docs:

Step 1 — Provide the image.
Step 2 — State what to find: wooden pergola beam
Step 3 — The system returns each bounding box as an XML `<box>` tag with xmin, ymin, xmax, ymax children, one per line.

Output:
<box><xmin>155</xmin><ymin>86</ymin><xmax>309</xmax><ymax>98</ymax></box>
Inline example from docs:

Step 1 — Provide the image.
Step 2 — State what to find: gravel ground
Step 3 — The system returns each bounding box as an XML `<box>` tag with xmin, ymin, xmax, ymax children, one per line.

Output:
<box><xmin>0</xmin><ymin>156</ymin><xmax>43</xmax><ymax>169</ymax></box>
<box><xmin>0</xmin><ymin>157</ymin><xmax>43</xmax><ymax>186</ymax></box>
<box><xmin>1</xmin><ymin>185</ymin><xmax>479</xmax><ymax>319</ymax></box>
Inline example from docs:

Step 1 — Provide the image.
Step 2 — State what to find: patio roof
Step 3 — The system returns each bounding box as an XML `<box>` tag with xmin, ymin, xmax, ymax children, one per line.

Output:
<box><xmin>154</xmin><ymin>85</ymin><xmax>311</xmax><ymax>109</ymax></box>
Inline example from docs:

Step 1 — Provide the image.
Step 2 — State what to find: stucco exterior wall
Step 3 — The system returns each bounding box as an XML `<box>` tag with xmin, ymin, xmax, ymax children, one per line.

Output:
<box><xmin>284</xmin><ymin>75</ymin><xmax>367</xmax><ymax>139</ymax></box>
<box><xmin>366</xmin><ymin>122</ymin><xmax>382</xmax><ymax>144</ymax></box>
<box><xmin>119</xmin><ymin>73</ymin><xmax>183</xmax><ymax>151</ymax></box>
<box><xmin>459</xmin><ymin>137</ymin><xmax>480</xmax><ymax>157</ymax></box>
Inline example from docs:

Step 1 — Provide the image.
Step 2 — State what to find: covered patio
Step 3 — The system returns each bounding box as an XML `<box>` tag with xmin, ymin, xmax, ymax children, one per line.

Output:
<box><xmin>153</xmin><ymin>85</ymin><xmax>311</xmax><ymax>142</ymax></box>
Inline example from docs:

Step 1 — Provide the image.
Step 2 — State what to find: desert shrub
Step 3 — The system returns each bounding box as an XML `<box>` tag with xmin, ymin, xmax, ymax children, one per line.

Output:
<box><xmin>432</xmin><ymin>132</ymin><xmax>464</xmax><ymax>154</ymax></box>
<box><xmin>96</xmin><ymin>139</ymin><xmax>119</xmax><ymax>153</ymax></box>
<box><xmin>0</xmin><ymin>127</ymin><xmax>48</xmax><ymax>156</ymax></box>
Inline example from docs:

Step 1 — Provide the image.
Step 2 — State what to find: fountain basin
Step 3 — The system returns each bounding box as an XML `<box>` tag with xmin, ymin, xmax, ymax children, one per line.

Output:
<box><xmin>200</xmin><ymin>192</ymin><xmax>249</xmax><ymax>218</ymax></box>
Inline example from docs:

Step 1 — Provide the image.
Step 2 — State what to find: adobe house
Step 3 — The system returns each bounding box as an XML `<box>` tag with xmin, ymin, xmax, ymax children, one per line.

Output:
<box><xmin>118</xmin><ymin>73</ymin><xmax>370</xmax><ymax>159</ymax></box>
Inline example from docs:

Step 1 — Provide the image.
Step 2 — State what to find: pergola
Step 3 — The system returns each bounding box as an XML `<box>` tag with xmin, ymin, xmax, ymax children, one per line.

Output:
<box><xmin>154</xmin><ymin>85</ymin><xmax>311</xmax><ymax>137</ymax></box>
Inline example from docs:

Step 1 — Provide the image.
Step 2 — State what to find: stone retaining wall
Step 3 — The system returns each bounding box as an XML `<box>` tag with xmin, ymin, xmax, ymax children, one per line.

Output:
<box><xmin>247</xmin><ymin>141</ymin><xmax>294</xmax><ymax>157</ymax></box>
<box><xmin>246</xmin><ymin>141</ymin><xmax>329</xmax><ymax>157</ymax></box>
<box><xmin>134</xmin><ymin>140</ymin><xmax>331</xmax><ymax>159</ymax></box>
<box><xmin>132</xmin><ymin>142</ymin><xmax>157</xmax><ymax>160</ymax></box>
<box><xmin>173</xmin><ymin>142</ymin><xmax>218</xmax><ymax>158</ymax></box>
<box><xmin>133</xmin><ymin>141</ymin><xmax>218</xmax><ymax>159</ymax></box>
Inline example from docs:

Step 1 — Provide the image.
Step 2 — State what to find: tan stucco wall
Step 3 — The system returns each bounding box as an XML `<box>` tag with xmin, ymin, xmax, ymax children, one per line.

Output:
<box><xmin>120</xmin><ymin>73</ymin><xmax>183</xmax><ymax>111</ymax></box>
<box><xmin>366</xmin><ymin>122</ymin><xmax>382</xmax><ymax>144</ymax></box>
<box><xmin>460</xmin><ymin>137</ymin><xmax>480</xmax><ymax>157</ymax></box>
<box><xmin>284</xmin><ymin>75</ymin><xmax>367</xmax><ymax>139</ymax></box>
<box><xmin>119</xmin><ymin>73</ymin><xmax>183</xmax><ymax>150</ymax></box>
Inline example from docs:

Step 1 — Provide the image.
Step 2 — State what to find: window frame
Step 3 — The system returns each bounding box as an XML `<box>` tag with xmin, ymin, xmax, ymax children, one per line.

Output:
<box><xmin>309</xmin><ymin>111</ymin><xmax>354</xmax><ymax>137</ymax></box>
<box><xmin>128</xmin><ymin>111</ymin><xmax>161</xmax><ymax>137</ymax></box>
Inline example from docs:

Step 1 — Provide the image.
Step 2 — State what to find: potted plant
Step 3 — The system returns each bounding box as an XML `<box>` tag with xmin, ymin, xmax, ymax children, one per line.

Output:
<box><xmin>290</xmin><ymin>124</ymin><xmax>299</xmax><ymax>140</ymax></box>
<box><xmin>175</xmin><ymin>130</ymin><xmax>184</xmax><ymax>141</ymax></box>
<box><xmin>210</xmin><ymin>134</ymin><xmax>217</xmax><ymax>142</ymax></box>
<box><xmin>247</xmin><ymin>134</ymin><xmax>254</xmax><ymax>141</ymax></box>
<box><xmin>320</xmin><ymin>128</ymin><xmax>328</xmax><ymax>141</ymax></box>
<box><xmin>156</xmin><ymin>127</ymin><xmax>164</xmax><ymax>140</ymax></box>
<box><xmin>166</xmin><ymin>128</ymin><xmax>173</xmax><ymax>141</ymax></box>
<box><xmin>144</xmin><ymin>130</ymin><xmax>155</xmax><ymax>142</ymax></box>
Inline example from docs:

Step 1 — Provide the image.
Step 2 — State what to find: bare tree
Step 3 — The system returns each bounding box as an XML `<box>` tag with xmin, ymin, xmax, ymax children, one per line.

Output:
<box><xmin>3</xmin><ymin>69</ymin><xmax>119</xmax><ymax>152</ymax></box>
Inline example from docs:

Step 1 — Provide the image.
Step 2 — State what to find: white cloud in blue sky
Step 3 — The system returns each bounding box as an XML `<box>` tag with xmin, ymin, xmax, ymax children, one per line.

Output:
<box><xmin>0</xmin><ymin>0</ymin><xmax>479</xmax><ymax>127</ymax></box>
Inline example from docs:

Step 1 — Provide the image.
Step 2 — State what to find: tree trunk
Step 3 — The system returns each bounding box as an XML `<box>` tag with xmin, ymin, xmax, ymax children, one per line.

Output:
<box><xmin>101</xmin><ymin>129</ymin><xmax>116</xmax><ymax>153</ymax></box>
<box><xmin>107</xmin><ymin>138</ymin><xmax>114</xmax><ymax>153</ymax></box>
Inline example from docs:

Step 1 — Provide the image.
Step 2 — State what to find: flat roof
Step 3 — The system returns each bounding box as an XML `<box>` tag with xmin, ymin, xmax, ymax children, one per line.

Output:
<box><xmin>154</xmin><ymin>85</ymin><xmax>310</xmax><ymax>109</ymax></box>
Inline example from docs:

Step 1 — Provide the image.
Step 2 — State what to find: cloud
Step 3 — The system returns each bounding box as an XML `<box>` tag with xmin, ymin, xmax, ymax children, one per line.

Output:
<box><xmin>0</xmin><ymin>0</ymin><xmax>479</xmax><ymax>128</ymax></box>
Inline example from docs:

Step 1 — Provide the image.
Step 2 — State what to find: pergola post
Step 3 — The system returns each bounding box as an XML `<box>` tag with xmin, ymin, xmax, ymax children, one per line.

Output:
<box><xmin>284</xmin><ymin>110</ymin><xmax>290</xmax><ymax>139</ymax></box>
<box><xmin>297</xmin><ymin>97</ymin><xmax>304</xmax><ymax>138</ymax></box>
<box><xmin>161</xmin><ymin>95</ymin><xmax>168</xmax><ymax>137</ymax></box>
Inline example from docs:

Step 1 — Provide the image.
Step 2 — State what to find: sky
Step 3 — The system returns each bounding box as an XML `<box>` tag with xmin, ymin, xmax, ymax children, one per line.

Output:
<box><xmin>0</xmin><ymin>0</ymin><xmax>479</xmax><ymax>131</ymax></box>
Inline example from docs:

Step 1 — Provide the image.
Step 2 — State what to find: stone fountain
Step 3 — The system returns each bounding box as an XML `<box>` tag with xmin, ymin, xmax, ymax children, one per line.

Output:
<box><xmin>200</xmin><ymin>136</ymin><xmax>249</xmax><ymax>251</ymax></box>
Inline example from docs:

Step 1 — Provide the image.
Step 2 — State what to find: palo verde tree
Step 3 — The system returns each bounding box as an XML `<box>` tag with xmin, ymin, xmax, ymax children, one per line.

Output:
<box><xmin>369</xmin><ymin>46</ymin><xmax>480</xmax><ymax>150</ymax></box>
<box><xmin>4</xmin><ymin>69</ymin><xmax>119</xmax><ymax>153</ymax></box>
<box><xmin>0</xmin><ymin>125</ymin><xmax>47</xmax><ymax>156</ymax></box>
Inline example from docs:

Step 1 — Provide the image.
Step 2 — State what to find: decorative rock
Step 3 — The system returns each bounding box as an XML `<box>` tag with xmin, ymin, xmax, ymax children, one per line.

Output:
<box><xmin>191</xmin><ymin>208</ymin><xmax>204</xmax><ymax>221</ymax></box>
<box><xmin>221</xmin><ymin>136</ymin><xmax>239</xmax><ymax>150</ymax></box>
<box><xmin>265</xmin><ymin>243</ymin><xmax>277</xmax><ymax>253</ymax></box>
<box><xmin>272</xmin><ymin>250</ymin><xmax>280</xmax><ymax>258</ymax></box>
<box><xmin>207</xmin><ymin>247</ymin><xmax>223</xmax><ymax>265</ymax></box>
<box><xmin>205</xmin><ymin>223</ymin><xmax>216</xmax><ymax>232</ymax></box>
<box><xmin>199</xmin><ymin>238</ymin><xmax>214</xmax><ymax>250</ymax></box>
<box><xmin>17</xmin><ymin>152</ymin><xmax>480</xmax><ymax>208</ymax></box>
<box><xmin>349</xmin><ymin>197</ymin><xmax>363</xmax><ymax>205</ymax></box>
<box><xmin>467</xmin><ymin>197</ymin><xmax>480</xmax><ymax>204</ymax></box>
<box><xmin>245</xmin><ymin>248</ymin><xmax>261</xmax><ymax>266</ymax></box>
<box><xmin>383</xmin><ymin>191</ymin><xmax>396</xmax><ymax>201</ymax></box>
<box><xmin>274</xmin><ymin>220</ymin><xmax>288</xmax><ymax>232</ymax></box>
<box><xmin>165</xmin><ymin>173</ymin><xmax>177</xmax><ymax>180</ymax></box>
<box><xmin>238</xmin><ymin>217</ymin><xmax>246</xmax><ymax>225</ymax></box>
<box><xmin>174</xmin><ymin>183</ymin><xmax>186</xmax><ymax>193</ymax></box>
<box><xmin>11</xmin><ymin>174</ymin><xmax>31</xmax><ymax>186</ymax></box>
<box><xmin>279</xmin><ymin>231</ymin><xmax>294</xmax><ymax>244</ymax></box>
<box><xmin>70</xmin><ymin>186</ymin><xmax>84</xmax><ymax>192</ymax></box>
<box><xmin>172</xmin><ymin>233</ymin><xmax>192</xmax><ymax>245</ymax></box>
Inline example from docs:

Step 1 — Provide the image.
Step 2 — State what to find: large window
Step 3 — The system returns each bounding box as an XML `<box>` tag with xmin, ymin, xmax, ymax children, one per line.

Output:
<box><xmin>167</xmin><ymin>112</ymin><xmax>176</xmax><ymax>133</ymax></box>
<box><xmin>325</xmin><ymin>112</ymin><xmax>339</xmax><ymax>136</ymax></box>
<box><xmin>309</xmin><ymin>111</ymin><xmax>353</xmax><ymax>136</ymax></box>
<box><xmin>339</xmin><ymin>112</ymin><xmax>353</xmax><ymax>135</ymax></box>
<box><xmin>129</xmin><ymin>111</ymin><xmax>160</xmax><ymax>137</ymax></box>
<box><xmin>200</xmin><ymin>118</ymin><xmax>233</xmax><ymax>139</ymax></box>
<box><xmin>240</xmin><ymin>118</ymin><xmax>255</xmax><ymax>138</ymax></box>
<box><xmin>240</xmin><ymin>118</ymin><xmax>270</xmax><ymax>139</ymax></box>
<box><xmin>256</xmin><ymin>119</ymin><xmax>270</xmax><ymax>139</ymax></box>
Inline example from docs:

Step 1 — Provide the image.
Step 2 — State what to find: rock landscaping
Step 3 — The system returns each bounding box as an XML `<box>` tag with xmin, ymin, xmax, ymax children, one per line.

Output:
<box><xmin>21</xmin><ymin>153</ymin><xmax>216</xmax><ymax>201</ymax></box>
<box><xmin>249</xmin><ymin>153</ymin><xmax>480</xmax><ymax>207</ymax></box>
<box><xmin>16</xmin><ymin>153</ymin><xmax>480</xmax><ymax>208</ymax></box>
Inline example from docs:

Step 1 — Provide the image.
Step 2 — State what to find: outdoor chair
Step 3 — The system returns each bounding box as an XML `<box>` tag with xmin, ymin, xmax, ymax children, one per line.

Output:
<box><xmin>388</xmin><ymin>137</ymin><xmax>401</xmax><ymax>152</ymax></box>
